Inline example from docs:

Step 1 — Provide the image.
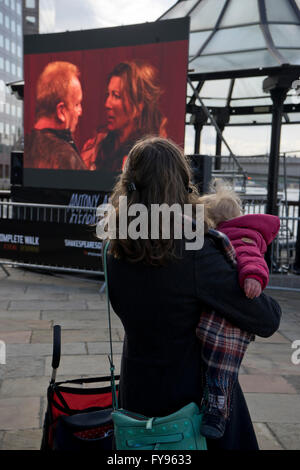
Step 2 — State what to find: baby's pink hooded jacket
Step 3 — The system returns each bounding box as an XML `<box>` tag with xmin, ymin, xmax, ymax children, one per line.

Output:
<box><xmin>217</xmin><ymin>214</ymin><xmax>280</xmax><ymax>290</ymax></box>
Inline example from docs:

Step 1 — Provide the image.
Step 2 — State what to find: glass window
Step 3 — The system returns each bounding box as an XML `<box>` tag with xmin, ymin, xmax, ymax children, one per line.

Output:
<box><xmin>11</xmin><ymin>104</ymin><xmax>15</xmax><ymax>115</ymax></box>
<box><xmin>5</xmin><ymin>165</ymin><xmax>9</xmax><ymax>178</ymax></box>
<box><xmin>11</xmin><ymin>63</ymin><xmax>15</xmax><ymax>75</ymax></box>
<box><xmin>0</xmin><ymin>58</ymin><xmax>3</xmax><ymax>69</ymax></box>
<box><xmin>16</xmin><ymin>1</ymin><xmax>21</xmax><ymax>14</ymax></box>
<box><xmin>0</xmin><ymin>123</ymin><xmax>3</xmax><ymax>133</ymax></box>
<box><xmin>11</xmin><ymin>41</ymin><xmax>15</xmax><ymax>53</ymax></box>
<box><xmin>203</xmin><ymin>25</ymin><xmax>265</xmax><ymax>55</ymax></box>
<box><xmin>26</xmin><ymin>0</ymin><xmax>35</xmax><ymax>7</ymax></box>
<box><xmin>5</xmin><ymin>16</ymin><xmax>9</xmax><ymax>29</ymax></box>
<box><xmin>5</xmin><ymin>103</ymin><xmax>10</xmax><ymax>114</ymax></box>
<box><xmin>17</xmin><ymin>106</ymin><xmax>22</xmax><ymax>118</ymax></box>
<box><xmin>17</xmin><ymin>66</ymin><xmax>21</xmax><ymax>78</ymax></box>
<box><xmin>26</xmin><ymin>16</ymin><xmax>36</xmax><ymax>24</ymax></box>
<box><xmin>5</xmin><ymin>124</ymin><xmax>9</xmax><ymax>136</ymax></box>
<box><xmin>160</xmin><ymin>0</ymin><xmax>197</xmax><ymax>20</ymax></box>
<box><xmin>189</xmin><ymin>31</ymin><xmax>211</xmax><ymax>56</ymax></box>
<box><xmin>0</xmin><ymin>35</ymin><xmax>3</xmax><ymax>47</ymax></box>
<box><xmin>11</xmin><ymin>19</ymin><xmax>15</xmax><ymax>32</ymax></box>
<box><xmin>5</xmin><ymin>0</ymin><xmax>9</xmax><ymax>6</ymax></box>
<box><xmin>17</xmin><ymin>23</ymin><xmax>21</xmax><ymax>36</ymax></box>
<box><xmin>221</xmin><ymin>0</ymin><xmax>259</xmax><ymax>27</ymax></box>
<box><xmin>17</xmin><ymin>45</ymin><xmax>21</xmax><ymax>57</ymax></box>
<box><xmin>266</xmin><ymin>0</ymin><xmax>297</xmax><ymax>23</ymax></box>
<box><xmin>5</xmin><ymin>38</ymin><xmax>10</xmax><ymax>51</ymax></box>
<box><xmin>0</xmin><ymin>12</ymin><xmax>3</xmax><ymax>24</ymax></box>
<box><xmin>190</xmin><ymin>0</ymin><xmax>227</xmax><ymax>31</ymax></box>
<box><xmin>5</xmin><ymin>60</ymin><xmax>9</xmax><ymax>73</ymax></box>
<box><xmin>11</xmin><ymin>0</ymin><xmax>15</xmax><ymax>9</ymax></box>
<box><xmin>270</xmin><ymin>24</ymin><xmax>300</xmax><ymax>48</ymax></box>
<box><xmin>0</xmin><ymin>166</ymin><xmax>3</xmax><ymax>178</ymax></box>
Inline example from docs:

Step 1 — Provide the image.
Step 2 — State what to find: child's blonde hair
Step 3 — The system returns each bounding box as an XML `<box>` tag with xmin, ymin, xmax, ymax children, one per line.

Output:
<box><xmin>199</xmin><ymin>179</ymin><xmax>243</xmax><ymax>229</ymax></box>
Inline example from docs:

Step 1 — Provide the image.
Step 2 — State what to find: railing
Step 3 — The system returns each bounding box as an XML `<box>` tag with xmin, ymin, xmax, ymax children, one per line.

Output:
<box><xmin>211</xmin><ymin>155</ymin><xmax>248</xmax><ymax>192</ymax></box>
<box><xmin>240</xmin><ymin>195</ymin><xmax>300</xmax><ymax>273</ymax></box>
<box><xmin>0</xmin><ymin>197</ymin><xmax>299</xmax><ymax>274</ymax></box>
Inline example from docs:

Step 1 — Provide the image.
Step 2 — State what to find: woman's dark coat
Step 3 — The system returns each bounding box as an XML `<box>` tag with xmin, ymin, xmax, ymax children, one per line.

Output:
<box><xmin>107</xmin><ymin>235</ymin><xmax>281</xmax><ymax>450</ymax></box>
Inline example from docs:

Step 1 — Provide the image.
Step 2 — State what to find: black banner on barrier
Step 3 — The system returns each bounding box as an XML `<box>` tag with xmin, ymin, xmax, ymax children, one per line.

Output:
<box><xmin>11</xmin><ymin>186</ymin><xmax>109</xmax><ymax>226</ymax></box>
<box><xmin>0</xmin><ymin>219</ymin><xmax>102</xmax><ymax>272</ymax></box>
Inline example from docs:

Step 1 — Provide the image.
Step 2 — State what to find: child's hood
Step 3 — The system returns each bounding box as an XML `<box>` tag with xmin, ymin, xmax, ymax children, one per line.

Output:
<box><xmin>217</xmin><ymin>214</ymin><xmax>280</xmax><ymax>244</ymax></box>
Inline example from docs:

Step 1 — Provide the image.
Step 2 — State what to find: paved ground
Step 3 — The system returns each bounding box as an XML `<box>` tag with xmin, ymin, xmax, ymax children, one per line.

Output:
<box><xmin>0</xmin><ymin>267</ymin><xmax>299</xmax><ymax>450</ymax></box>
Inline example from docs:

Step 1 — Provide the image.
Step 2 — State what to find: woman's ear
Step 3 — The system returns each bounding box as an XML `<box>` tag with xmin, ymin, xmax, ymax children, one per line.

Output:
<box><xmin>56</xmin><ymin>101</ymin><xmax>66</xmax><ymax>123</ymax></box>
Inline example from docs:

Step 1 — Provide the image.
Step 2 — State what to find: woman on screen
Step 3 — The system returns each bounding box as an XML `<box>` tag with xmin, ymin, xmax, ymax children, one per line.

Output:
<box><xmin>81</xmin><ymin>60</ymin><xmax>167</xmax><ymax>172</ymax></box>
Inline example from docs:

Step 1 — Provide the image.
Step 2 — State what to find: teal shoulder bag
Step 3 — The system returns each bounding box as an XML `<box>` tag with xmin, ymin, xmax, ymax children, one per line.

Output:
<box><xmin>103</xmin><ymin>241</ymin><xmax>207</xmax><ymax>451</ymax></box>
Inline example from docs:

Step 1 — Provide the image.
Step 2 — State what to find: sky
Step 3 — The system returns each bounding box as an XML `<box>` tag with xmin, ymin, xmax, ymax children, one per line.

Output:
<box><xmin>38</xmin><ymin>0</ymin><xmax>300</xmax><ymax>159</ymax></box>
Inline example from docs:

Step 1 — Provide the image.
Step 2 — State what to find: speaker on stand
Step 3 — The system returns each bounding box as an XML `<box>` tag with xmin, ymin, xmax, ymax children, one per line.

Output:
<box><xmin>187</xmin><ymin>154</ymin><xmax>212</xmax><ymax>195</ymax></box>
<box><xmin>10</xmin><ymin>151</ymin><xmax>23</xmax><ymax>186</ymax></box>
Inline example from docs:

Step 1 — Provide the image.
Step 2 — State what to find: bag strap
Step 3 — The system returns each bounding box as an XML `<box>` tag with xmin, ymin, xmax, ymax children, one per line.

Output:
<box><xmin>103</xmin><ymin>240</ymin><xmax>119</xmax><ymax>410</ymax></box>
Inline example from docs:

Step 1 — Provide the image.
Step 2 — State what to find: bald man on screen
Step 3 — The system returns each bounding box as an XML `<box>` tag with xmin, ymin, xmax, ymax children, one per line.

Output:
<box><xmin>25</xmin><ymin>61</ymin><xmax>87</xmax><ymax>170</ymax></box>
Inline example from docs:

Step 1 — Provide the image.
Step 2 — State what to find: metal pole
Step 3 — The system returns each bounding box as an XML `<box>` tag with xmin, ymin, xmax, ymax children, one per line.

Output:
<box><xmin>215</xmin><ymin>123</ymin><xmax>225</xmax><ymax>170</ymax></box>
<box><xmin>294</xmin><ymin>179</ymin><xmax>300</xmax><ymax>273</ymax></box>
<box><xmin>266</xmin><ymin>87</ymin><xmax>287</xmax><ymax>216</ymax></box>
<box><xmin>194</xmin><ymin>123</ymin><xmax>202</xmax><ymax>154</ymax></box>
<box><xmin>265</xmin><ymin>86</ymin><xmax>288</xmax><ymax>269</ymax></box>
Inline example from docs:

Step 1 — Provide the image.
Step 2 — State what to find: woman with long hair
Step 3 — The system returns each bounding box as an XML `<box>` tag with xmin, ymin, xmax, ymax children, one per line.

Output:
<box><xmin>81</xmin><ymin>60</ymin><xmax>167</xmax><ymax>172</ymax></box>
<box><xmin>102</xmin><ymin>136</ymin><xmax>281</xmax><ymax>450</ymax></box>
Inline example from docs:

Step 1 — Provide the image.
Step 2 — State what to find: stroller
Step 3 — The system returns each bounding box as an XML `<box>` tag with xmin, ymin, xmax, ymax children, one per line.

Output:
<box><xmin>41</xmin><ymin>325</ymin><xmax>119</xmax><ymax>451</ymax></box>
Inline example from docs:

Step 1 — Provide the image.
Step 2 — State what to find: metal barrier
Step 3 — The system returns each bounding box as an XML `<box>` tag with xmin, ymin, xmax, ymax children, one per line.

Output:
<box><xmin>0</xmin><ymin>197</ymin><xmax>299</xmax><ymax>275</ymax></box>
<box><xmin>241</xmin><ymin>195</ymin><xmax>299</xmax><ymax>272</ymax></box>
<box><xmin>0</xmin><ymin>200</ymin><xmax>102</xmax><ymax>276</ymax></box>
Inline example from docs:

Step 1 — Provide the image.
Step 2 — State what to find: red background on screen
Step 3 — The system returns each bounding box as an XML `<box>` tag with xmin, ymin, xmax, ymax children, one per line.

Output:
<box><xmin>24</xmin><ymin>40</ymin><xmax>188</xmax><ymax>163</ymax></box>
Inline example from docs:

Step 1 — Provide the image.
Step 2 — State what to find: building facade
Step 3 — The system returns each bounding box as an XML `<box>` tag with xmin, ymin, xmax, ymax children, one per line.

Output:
<box><xmin>23</xmin><ymin>0</ymin><xmax>39</xmax><ymax>35</ymax></box>
<box><xmin>0</xmin><ymin>0</ymin><xmax>24</xmax><ymax>188</ymax></box>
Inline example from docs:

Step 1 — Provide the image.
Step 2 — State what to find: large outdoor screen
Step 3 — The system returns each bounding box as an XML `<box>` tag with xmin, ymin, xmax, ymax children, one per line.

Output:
<box><xmin>23</xmin><ymin>18</ymin><xmax>189</xmax><ymax>191</ymax></box>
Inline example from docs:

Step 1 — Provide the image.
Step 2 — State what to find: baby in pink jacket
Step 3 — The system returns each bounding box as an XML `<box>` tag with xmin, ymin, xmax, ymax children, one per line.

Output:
<box><xmin>196</xmin><ymin>182</ymin><xmax>280</xmax><ymax>440</ymax></box>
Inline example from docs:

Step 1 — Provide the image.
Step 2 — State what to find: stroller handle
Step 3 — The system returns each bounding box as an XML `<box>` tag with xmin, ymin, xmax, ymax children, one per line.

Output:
<box><xmin>52</xmin><ymin>324</ymin><xmax>61</xmax><ymax>370</ymax></box>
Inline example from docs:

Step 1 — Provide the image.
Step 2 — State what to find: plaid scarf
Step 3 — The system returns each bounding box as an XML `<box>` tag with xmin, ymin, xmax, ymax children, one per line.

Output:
<box><xmin>196</xmin><ymin>229</ymin><xmax>254</xmax><ymax>419</ymax></box>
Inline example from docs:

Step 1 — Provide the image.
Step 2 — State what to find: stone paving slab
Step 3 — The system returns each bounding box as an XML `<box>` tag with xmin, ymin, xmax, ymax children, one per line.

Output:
<box><xmin>87</xmin><ymin>341</ymin><xmax>123</xmax><ymax>354</ymax></box>
<box><xmin>245</xmin><ymin>393</ymin><xmax>300</xmax><ymax>423</ymax></box>
<box><xmin>282</xmin><ymin>375</ymin><xmax>300</xmax><ymax>393</ymax></box>
<box><xmin>25</xmin><ymin>284</ymin><xmax>99</xmax><ymax>295</ymax></box>
<box><xmin>0</xmin><ymin>301</ymin><xmax>9</xmax><ymax>310</ymax></box>
<box><xmin>267</xmin><ymin>423</ymin><xmax>300</xmax><ymax>450</ymax></box>
<box><xmin>0</xmin><ymin>319</ymin><xmax>52</xmax><ymax>331</ymax></box>
<box><xmin>0</xmin><ymin>310</ymin><xmax>41</xmax><ymax>320</ymax></box>
<box><xmin>0</xmin><ymin>331</ymin><xmax>31</xmax><ymax>344</ymax></box>
<box><xmin>0</xmin><ymin>357</ymin><xmax>45</xmax><ymax>380</ymax></box>
<box><xmin>255</xmin><ymin>332</ymin><xmax>290</xmax><ymax>343</ymax></box>
<box><xmin>44</xmin><ymin>354</ymin><xmax>122</xmax><ymax>377</ymax></box>
<box><xmin>0</xmin><ymin>397</ymin><xmax>40</xmax><ymax>430</ymax></box>
<box><xmin>1</xmin><ymin>429</ymin><xmax>42</xmax><ymax>450</ymax></box>
<box><xmin>40</xmin><ymin>309</ymin><xmax>108</xmax><ymax>321</ymax></box>
<box><xmin>51</xmin><ymin>319</ymin><xmax>123</xmax><ymax>330</ymax></box>
<box><xmin>9</xmin><ymin>299</ymin><xmax>88</xmax><ymax>311</ymax></box>
<box><xmin>31</xmin><ymin>328</ymin><xmax>123</xmax><ymax>343</ymax></box>
<box><xmin>239</xmin><ymin>374</ymin><xmax>297</xmax><ymax>394</ymax></box>
<box><xmin>1</xmin><ymin>291</ymin><xmax>69</xmax><ymax>300</ymax></box>
<box><xmin>6</xmin><ymin>342</ymin><xmax>86</xmax><ymax>357</ymax></box>
<box><xmin>243</xmin><ymin>356</ymin><xmax>299</xmax><ymax>376</ymax></box>
<box><xmin>253</xmin><ymin>423</ymin><xmax>284</xmax><ymax>450</ymax></box>
<box><xmin>0</xmin><ymin>376</ymin><xmax>50</xmax><ymax>398</ymax></box>
<box><xmin>41</xmin><ymin>310</ymin><xmax>122</xmax><ymax>328</ymax></box>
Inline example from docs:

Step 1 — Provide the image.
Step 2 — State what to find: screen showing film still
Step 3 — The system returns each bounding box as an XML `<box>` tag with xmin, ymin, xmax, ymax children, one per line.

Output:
<box><xmin>23</xmin><ymin>18</ymin><xmax>189</xmax><ymax>191</ymax></box>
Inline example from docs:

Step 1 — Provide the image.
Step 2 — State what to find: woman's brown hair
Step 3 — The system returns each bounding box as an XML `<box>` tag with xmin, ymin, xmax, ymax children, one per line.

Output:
<box><xmin>108</xmin><ymin>61</ymin><xmax>167</xmax><ymax>137</ymax></box>
<box><xmin>107</xmin><ymin>136</ymin><xmax>203</xmax><ymax>266</ymax></box>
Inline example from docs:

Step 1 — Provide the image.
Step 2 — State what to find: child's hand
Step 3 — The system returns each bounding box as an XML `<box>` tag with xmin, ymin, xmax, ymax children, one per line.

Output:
<box><xmin>244</xmin><ymin>278</ymin><xmax>262</xmax><ymax>299</ymax></box>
